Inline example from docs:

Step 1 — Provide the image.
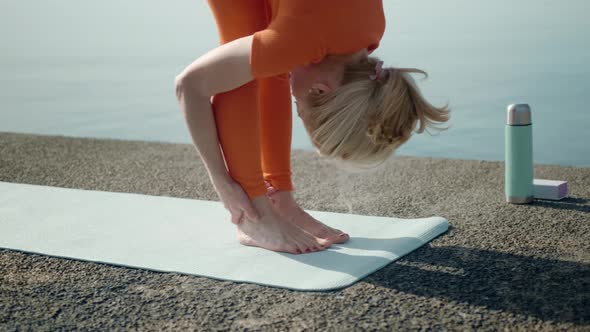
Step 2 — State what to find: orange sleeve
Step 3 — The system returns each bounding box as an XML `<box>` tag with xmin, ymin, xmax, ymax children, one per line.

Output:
<box><xmin>250</xmin><ymin>16</ymin><xmax>326</xmax><ymax>78</ymax></box>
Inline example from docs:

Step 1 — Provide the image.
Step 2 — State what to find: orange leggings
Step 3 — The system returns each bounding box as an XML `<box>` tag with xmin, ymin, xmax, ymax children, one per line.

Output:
<box><xmin>207</xmin><ymin>0</ymin><xmax>294</xmax><ymax>199</ymax></box>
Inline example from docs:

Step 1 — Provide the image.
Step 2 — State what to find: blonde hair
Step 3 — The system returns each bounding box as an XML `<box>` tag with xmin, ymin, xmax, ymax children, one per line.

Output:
<box><xmin>300</xmin><ymin>55</ymin><xmax>450</xmax><ymax>171</ymax></box>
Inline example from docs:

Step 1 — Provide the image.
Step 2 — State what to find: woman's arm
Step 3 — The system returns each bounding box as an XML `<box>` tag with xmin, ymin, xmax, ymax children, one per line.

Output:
<box><xmin>174</xmin><ymin>35</ymin><xmax>254</xmax><ymax>189</ymax></box>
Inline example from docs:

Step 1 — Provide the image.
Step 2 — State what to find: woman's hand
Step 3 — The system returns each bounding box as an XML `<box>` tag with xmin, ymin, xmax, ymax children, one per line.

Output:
<box><xmin>214</xmin><ymin>179</ymin><xmax>260</xmax><ymax>225</ymax></box>
<box><xmin>264</xmin><ymin>180</ymin><xmax>279</xmax><ymax>203</ymax></box>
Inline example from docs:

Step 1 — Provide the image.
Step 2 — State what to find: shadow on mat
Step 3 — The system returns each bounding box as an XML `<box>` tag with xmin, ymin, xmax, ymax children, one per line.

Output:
<box><xmin>363</xmin><ymin>244</ymin><xmax>589</xmax><ymax>325</ymax></box>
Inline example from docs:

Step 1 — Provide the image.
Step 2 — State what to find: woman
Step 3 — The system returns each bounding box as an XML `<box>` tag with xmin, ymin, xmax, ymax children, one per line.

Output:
<box><xmin>174</xmin><ymin>0</ymin><xmax>450</xmax><ymax>255</ymax></box>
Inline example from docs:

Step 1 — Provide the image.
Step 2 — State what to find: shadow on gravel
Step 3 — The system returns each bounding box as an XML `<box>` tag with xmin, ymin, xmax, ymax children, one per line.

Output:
<box><xmin>365</xmin><ymin>244</ymin><xmax>589</xmax><ymax>325</ymax></box>
<box><xmin>532</xmin><ymin>196</ymin><xmax>590</xmax><ymax>213</ymax></box>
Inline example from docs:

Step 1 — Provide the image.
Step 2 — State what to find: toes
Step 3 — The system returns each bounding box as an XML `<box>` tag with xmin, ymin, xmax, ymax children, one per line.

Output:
<box><xmin>298</xmin><ymin>235</ymin><xmax>319</xmax><ymax>253</ymax></box>
<box><xmin>332</xmin><ymin>228</ymin><xmax>348</xmax><ymax>237</ymax></box>
<box><xmin>317</xmin><ymin>238</ymin><xmax>332</xmax><ymax>248</ymax></box>
<box><xmin>310</xmin><ymin>238</ymin><xmax>325</xmax><ymax>251</ymax></box>
<box><xmin>329</xmin><ymin>228</ymin><xmax>349</xmax><ymax>243</ymax></box>
<box><xmin>330</xmin><ymin>233</ymin><xmax>349</xmax><ymax>244</ymax></box>
<box><xmin>336</xmin><ymin>232</ymin><xmax>349</xmax><ymax>239</ymax></box>
<box><xmin>293</xmin><ymin>239</ymin><xmax>312</xmax><ymax>254</ymax></box>
<box><xmin>313</xmin><ymin>239</ymin><xmax>329</xmax><ymax>251</ymax></box>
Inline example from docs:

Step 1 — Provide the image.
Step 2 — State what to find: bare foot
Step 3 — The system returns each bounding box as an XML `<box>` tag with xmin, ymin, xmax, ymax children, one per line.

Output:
<box><xmin>265</xmin><ymin>187</ymin><xmax>350</xmax><ymax>244</ymax></box>
<box><xmin>236</xmin><ymin>195</ymin><xmax>332</xmax><ymax>254</ymax></box>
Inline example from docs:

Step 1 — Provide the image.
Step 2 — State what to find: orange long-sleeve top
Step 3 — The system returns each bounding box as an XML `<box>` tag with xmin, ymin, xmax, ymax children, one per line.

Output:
<box><xmin>251</xmin><ymin>0</ymin><xmax>386</xmax><ymax>78</ymax></box>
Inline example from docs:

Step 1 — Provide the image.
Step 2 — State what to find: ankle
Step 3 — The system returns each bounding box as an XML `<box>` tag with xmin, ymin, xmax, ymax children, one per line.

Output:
<box><xmin>272</xmin><ymin>189</ymin><xmax>293</xmax><ymax>199</ymax></box>
<box><xmin>251</xmin><ymin>195</ymin><xmax>277</xmax><ymax>216</ymax></box>
<box><xmin>272</xmin><ymin>191</ymin><xmax>300</xmax><ymax>209</ymax></box>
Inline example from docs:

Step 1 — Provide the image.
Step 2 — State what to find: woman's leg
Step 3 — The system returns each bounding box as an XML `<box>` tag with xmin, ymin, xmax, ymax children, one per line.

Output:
<box><xmin>206</xmin><ymin>0</ymin><xmax>335</xmax><ymax>253</ymax></box>
<box><xmin>259</xmin><ymin>75</ymin><xmax>295</xmax><ymax>192</ymax></box>
<box><xmin>258</xmin><ymin>76</ymin><xmax>350</xmax><ymax>243</ymax></box>
<box><xmin>258</xmin><ymin>76</ymin><xmax>349</xmax><ymax>243</ymax></box>
<box><xmin>207</xmin><ymin>0</ymin><xmax>268</xmax><ymax>199</ymax></box>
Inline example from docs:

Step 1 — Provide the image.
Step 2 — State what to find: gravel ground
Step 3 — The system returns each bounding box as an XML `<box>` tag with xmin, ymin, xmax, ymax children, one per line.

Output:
<box><xmin>1</xmin><ymin>132</ymin><xmax>589</xmax><ymax>331</ymax></box>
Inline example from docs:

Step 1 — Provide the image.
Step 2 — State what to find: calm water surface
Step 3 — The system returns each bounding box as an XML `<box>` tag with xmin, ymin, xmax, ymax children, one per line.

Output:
<box><xmin>1</xmin><ymin>1</ymin><xmax>589</xmax><ymax>166</ymax></box>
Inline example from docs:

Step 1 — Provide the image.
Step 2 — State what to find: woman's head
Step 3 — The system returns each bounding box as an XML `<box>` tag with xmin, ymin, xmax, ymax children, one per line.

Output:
<box><xmin>292</xmin><ymin>55</ymin><xmax>451</xmax><ymax>170</ymax></box>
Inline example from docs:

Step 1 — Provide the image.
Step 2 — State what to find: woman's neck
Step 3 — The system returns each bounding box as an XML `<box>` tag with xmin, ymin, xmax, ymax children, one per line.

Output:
<box><xmin>325</xmin><ymin>48</ymin><xmax>368</xmax><ymax>65</ymax></box>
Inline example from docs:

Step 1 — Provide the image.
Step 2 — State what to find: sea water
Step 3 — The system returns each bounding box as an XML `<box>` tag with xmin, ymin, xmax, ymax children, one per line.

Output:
<box><xmin>1</xmin><ymin>0</ymin><xmax>589</xmax><ymax>166</ymax></box>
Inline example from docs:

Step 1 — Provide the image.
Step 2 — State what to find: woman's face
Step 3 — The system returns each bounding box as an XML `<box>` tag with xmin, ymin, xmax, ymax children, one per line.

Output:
<box><xmin>289</xmin><ymin>62</ymin><xmax>342</xmax><ymax>115</ymax></box>
<box><xmin>289</xmin><ymin>49</ymin><xmax>368</xmax><ymax>112</ymax></box>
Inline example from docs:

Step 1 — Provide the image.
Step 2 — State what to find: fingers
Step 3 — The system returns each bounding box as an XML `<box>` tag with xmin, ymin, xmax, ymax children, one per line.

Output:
<box><xmin>264</xmin><ymin>180</ymin><xmax>278</xmax><ymax>196</ymax></box>
<box><xmin>231</xmin><ymin>210</ymin><xmax>244</xmax><ymax>225</ymax></box>
<box><xmin>230</xmin><ymin>207</ymin><xmax>259</xmax><ymax>225</ymax></box>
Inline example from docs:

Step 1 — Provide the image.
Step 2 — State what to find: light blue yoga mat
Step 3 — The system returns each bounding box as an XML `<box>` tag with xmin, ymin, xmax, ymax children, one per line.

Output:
<box><xmin>0</xmin><ymin>181</ymin><xmax>448</xmax><ymax>291</ymax></box>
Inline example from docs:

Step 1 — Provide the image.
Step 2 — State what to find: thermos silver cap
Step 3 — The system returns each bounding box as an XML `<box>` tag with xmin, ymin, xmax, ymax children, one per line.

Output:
<box><xmin>507</xmin><ymin>104</ymin><xmax>532</xmax><ymax>125</ymax></box>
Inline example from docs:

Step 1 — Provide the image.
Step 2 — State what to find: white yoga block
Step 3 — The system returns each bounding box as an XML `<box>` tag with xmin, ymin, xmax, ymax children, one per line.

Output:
<box><xmin>533</xmin><ymin>179</ymin><xmax>568</xmax><ymax>200</ymax></box>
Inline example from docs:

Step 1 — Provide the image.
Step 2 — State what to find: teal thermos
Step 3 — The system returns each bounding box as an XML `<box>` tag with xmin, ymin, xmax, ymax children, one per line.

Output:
<box><xmin>505</xmin><ymin>104</ymin><xmax>534</xmax><ymax>204</ymax></box>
